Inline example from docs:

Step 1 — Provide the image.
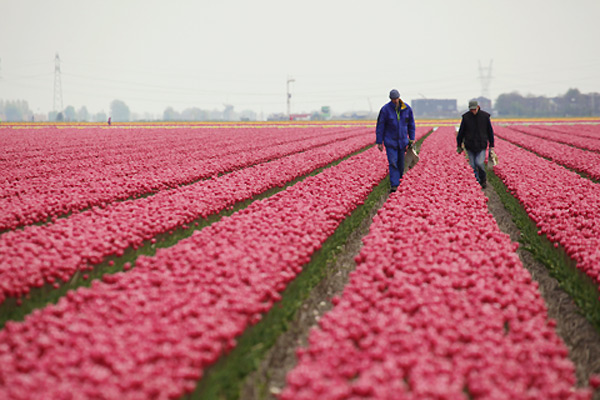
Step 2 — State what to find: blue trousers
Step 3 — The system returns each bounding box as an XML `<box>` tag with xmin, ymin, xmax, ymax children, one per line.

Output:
<box><xmin>466</xmin><ymin>149</ymin><xmax>487</xmax><ymax>184</ymax></box>
<box><xmin>385</xmin><ymin>146</ymin><xmax>406</xmax><ymax>187</ymax></box>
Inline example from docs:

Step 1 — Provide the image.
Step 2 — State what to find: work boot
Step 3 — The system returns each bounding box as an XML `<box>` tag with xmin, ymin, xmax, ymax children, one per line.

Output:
<box><xmin>390</xmin><ymin>186</ymin><xmax>398</xmax><ymax>193</ymax></box>
<box><xmin>480</xmin><ymin>179</ymin><xmax>487</xmax><ymax>189</ymax></box>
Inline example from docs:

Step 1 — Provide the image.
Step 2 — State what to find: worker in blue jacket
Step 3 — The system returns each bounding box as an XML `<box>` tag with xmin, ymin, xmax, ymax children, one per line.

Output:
<box><xmin>376</xmin><ymin>89</ymin><xmax>416</xmax><ymax>193</ymax></box>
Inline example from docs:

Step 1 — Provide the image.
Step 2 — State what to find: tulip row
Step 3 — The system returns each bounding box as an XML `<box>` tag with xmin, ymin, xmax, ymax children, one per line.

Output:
<box><xmin>1</xmin><ymin>126</ymin><xmax>344</xmax><ymax>180</ymax></box>
<box><xmin>533</xmin><ymin>123</ymin><xmax>600</xmax><ymax>141</ymax></box>
<box><xmin>0</xmin><ymin>146</ymin><xmax>389</xmax><ymax>399</ymax></box>
<box><xmin>494</xmin><ymin>126</ymin><xmax>600</xmax><ymax>180</ymax></box>
<box><xmin>492</xmin><ymin>137</ymin><xmax>600</xmax><ymax>286</ymax></box>
<box><xmin>0</xmin><ymin>133</ymin><xmax>375</xmax><ymax>308</ymax></box>
<box><xmin>414</xmin><ymin>126</ymin><xmax>432</xmax><ymax>141</ymax></box>
<box><xmin>282</xmin><ymin>127</ymin><xmax>589</xmax><ymax>399</ymax></box>
<box><xmin>509</xmin><ymin>124</ymin><xmax>600</xmax><ymax>152</ymax></box>
<box><xmin>0</xmin><ymin>126</ymin><xmax>370</xmax><ymax>231</ymax></box>
<box><xmin>1</xmin><ymin>124</ymin><xmax>401</xmax><ymax>190</ymax></box>
<box><xmin>2</xmin><ymin>125</ymin><xmax>366</xmax><ymax>193</ymax></box>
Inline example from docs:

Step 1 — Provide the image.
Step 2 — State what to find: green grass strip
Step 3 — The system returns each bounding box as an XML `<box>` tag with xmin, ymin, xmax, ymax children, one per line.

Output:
<box><xmin>488</xmin><ymin>169</ymin><xmax>600</xmax><ymax>332</ymax></box>
<box><xmin>183</xmin><ymin>176</ymin><xmax>390</xmax><ymax>400</ymax></box>
<box><xmin>0</xmin><ymin>144</ymin><xmax>375</xmax><ymax>329</ymax></box>
<box><xmin>416</xmin><ymin>128</ymin><xmax>434</xmax><ymax>150</ymax></box>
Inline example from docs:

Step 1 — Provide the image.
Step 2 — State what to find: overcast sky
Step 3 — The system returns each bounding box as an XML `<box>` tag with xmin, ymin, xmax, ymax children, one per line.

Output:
<box><xmin>1</xmin><ymin>0</ymin><xmax>599</xmax><ymax>117</ymax></box>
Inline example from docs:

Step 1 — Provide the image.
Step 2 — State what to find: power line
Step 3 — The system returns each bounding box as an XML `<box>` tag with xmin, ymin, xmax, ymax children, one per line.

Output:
<box><xmin>286</xmin><ymin>76</ymin><xmax>295</xmax><ymax>118</ymax></box>
<box><xmin>61</xmin><ymin>71</ymin><xmax>283</xmax><ymax>97</ymax></box>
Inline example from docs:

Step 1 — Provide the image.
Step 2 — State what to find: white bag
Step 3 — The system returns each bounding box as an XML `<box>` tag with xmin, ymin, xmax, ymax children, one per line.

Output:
<box><xmin>405</xmin><ymin>147</ymin><xmax>419</xmax><ymax>169</ymax></box>
<box><xmin>487</xmin><ymin>149</ymin><xmax>498</xmax><ymax>168</ymax></box>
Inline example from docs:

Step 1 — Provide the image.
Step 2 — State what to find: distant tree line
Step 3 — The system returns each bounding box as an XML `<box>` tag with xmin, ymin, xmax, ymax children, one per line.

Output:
<box><xmin>495</xmin><ymin>88</ymin><xmax>600</xmax><ymax>117</ymax></box>
<box><xmin>163</xmin><ymin>106</ymin><xmax>214</xmax><ymax>121</ymax></box>
<box><xmin>162</xmin><ymin>105</ymin><xmax>257</xmax><ymax>122</ymax></box>
<box><xmin>0</xmin><ymin>100</ymin><xmax>33</xmax><ymax>121</ymax></box>
<box><xmin>0</xmin><ymin>100</ymin><xmax>109</xmax><ymax>122</ymax></box>
<box><xmin>0</xmin><ymin>98</ymin><xmax>257</xmax><ymax>122</ymax></box>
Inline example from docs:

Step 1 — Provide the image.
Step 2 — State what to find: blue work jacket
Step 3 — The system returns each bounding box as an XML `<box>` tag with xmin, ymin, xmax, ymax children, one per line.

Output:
<box><xmin>375</xmin><ymin>100</ymin><xmax>416</xmax><ymax>149</ymax></box>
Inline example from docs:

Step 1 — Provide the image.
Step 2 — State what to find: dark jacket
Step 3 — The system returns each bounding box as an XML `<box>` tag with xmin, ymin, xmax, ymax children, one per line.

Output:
<box><xmin>456</xmin><ymin>110</ymin><xmax>495</xmax><ymax>152</ymax></box>
<box><xmin>376</xmin><ymin>100</ymin><xmax>416</xmax><ymax>149</ymax></box>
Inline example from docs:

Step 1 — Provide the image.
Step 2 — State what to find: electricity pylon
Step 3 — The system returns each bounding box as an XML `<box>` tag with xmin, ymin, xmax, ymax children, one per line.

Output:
<box><xmin>287</xmin><ymin>76</ymin><xmax>295</xmax><ymax>119</ymax></box>
<box><xmin>478</xmin><ymin>59</ymin><xmax>493</xmax><ymax>100</ymax></box>
<box><xmin>53</xmin><ymin>53</ymin><xmax>63</xmax><ymax>112</ymax></box>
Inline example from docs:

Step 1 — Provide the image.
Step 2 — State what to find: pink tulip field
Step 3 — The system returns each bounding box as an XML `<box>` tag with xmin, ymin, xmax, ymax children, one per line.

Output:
<box><xmin>0</xmin><ymin>126</ymin><xmax>372</xmax><ymax>231</ymax></box>
<box><xmin>494</xmin><ymin>126</ymin><xmax>600</xmax><ymax>180</ymax></box>
<box><xmin>0</xmin><ymin>120</ymin><xmax>599</xmax><ymax>399</ymax></box>
<box><xmin>281</xmin><ymin>127</ymin><xmax>592</xmax><ymax>400</ymax></box>
<box><xmin>546</xmin><ymin>124</ymin><xmax>600</xmax><ymax>140</ymax></box>
<box><xmin>509</xmin><ymin>125</ymin><xmax>600</xmax><ymax>152</ymax></box>
<box><xmin>0</xmin><ymin>139</ymin><xmax>390</xmax><ymax>399</ymax></box>
<box><xmin>492</xmin><ymin>138</ymin><xmax>600</xmax><ymax>287</ymax></box>
<box><xmin>0</xmin><ymin>132</ymin><xmax>374</xmax><ymax>305</ymax></box>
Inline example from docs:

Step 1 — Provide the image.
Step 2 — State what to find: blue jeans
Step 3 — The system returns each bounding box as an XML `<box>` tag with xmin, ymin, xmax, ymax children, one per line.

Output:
<box><xmin>385</xmin><ymin>146</ymin><xmax>406</xmax><ymax>187</ymax></box>
<box><xmin>466</xmin><ymin>149</ymin><xmax>487</xmax><ymax>184</ymax></box>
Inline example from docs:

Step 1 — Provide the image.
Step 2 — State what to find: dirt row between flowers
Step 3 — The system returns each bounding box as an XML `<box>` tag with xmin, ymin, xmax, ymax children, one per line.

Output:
<box><xmin>240</xmin><ymin>167</ymin><xmax>600</xmax><ymax>400</ymax></box>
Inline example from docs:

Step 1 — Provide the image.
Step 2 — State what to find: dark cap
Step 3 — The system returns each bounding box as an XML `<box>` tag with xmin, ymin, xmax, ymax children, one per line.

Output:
<box><xmin>389</xmin><ymin>89</ymin><xmax>400</xmax><ymax>99</ymax></box>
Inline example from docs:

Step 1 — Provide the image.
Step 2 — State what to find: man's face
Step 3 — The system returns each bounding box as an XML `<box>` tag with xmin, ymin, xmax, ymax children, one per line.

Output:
<box><xmin>391</xmin><ymin>98</ymin><xmax>400</xmax><ymax>107</ymax></box>
<box><xmin>470</xmin><ymin>106</ymin><xmax>479</xmax><ymax>115</ymax></box>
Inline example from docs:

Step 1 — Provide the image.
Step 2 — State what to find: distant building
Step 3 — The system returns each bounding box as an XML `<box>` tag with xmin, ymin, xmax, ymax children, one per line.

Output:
<box><xmin>473</xmin><ymin>97</ymin><xmax>492</xmax><ymax>111</ymax></box>
<box><xmin>412</xmin><ymin>99</ymin><xmax>457</xmax><ymax>118</ymax></box>
<box><xmin>267</xmin><ymin>113</ymin><xmax>288</xmax><ymax>121</ymax></box>
<box><xmin>290</xmin><ymin>113</ymin><xmax>311</xmax><ymax>121</ymax></box>
<box><xmin>337</xmin><ymin>111</ymin><xmax>376</xmax><ymax>120</ymax></box>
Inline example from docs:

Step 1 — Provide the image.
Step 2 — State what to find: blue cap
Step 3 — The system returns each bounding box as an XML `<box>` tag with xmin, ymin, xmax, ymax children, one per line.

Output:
<box><xmin>389</xmin><ymin>89</ymin><xmax>400</xmax><ymax>99</ymax></box>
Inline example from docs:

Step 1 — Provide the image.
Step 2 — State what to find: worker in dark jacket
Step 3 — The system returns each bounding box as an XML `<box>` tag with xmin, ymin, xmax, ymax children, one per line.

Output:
<box><xmin>456</xmin><ymin>100</ymin><xmax>495</xmax><ymax>189</ymax></box>
<box><xmin>376</xmin><ymin>89</ymin><xmax>416</xmax><ymax>193</ymax></box>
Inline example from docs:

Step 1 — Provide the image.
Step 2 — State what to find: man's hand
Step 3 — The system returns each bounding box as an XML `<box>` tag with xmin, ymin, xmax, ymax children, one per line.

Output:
<box><xmin>377</xmin><ymin>143</ymin><xmax>383</xmax><ymax>152</ymax></box>
<box><xmin>457</xmin><ymin>146</ymin><xmax>463</xmax><ymax>154</ymax></box>
<box><xmin>408</xmin><ymin>140</ymin><xmax>415</xmax><ymax>149</ymax></box>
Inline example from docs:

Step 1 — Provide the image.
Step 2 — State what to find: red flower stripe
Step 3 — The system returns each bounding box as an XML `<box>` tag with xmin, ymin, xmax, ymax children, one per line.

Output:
<box><xmin>0</xmin><ymin>133</ymin><xmax>375</xmax><ymax>306</ymax></box>
<box><xmin>281</xmin><ymin>127</ymin><xmax>589</xmax><ymax>400</ymax></box>
<box><xmin>0</xmin><ymin>147</ymin><xmax>389</xmax><ymax>399</ymax></box>
<box><xmin>1</xmin><ymin>126</ymin><xmax>357</xmax><ymax>182</ymax></box>
<box><xmin>526</xmin><ymin>123</ymin><xmax>600</xmax><ymax>141</ymax></box>
<box><xmin>0</xmin><ymin>126</ymin><xmax>369</xmax><ymax>231</ymax></box>
<box><xmin>414</xmin><ymin>127</ymin><xmax>431</xmax><ymax>141</ymax></box>
<box><xmin>494</xmin><ymin>126</ymin><xmax>600</xmax><ymax>180</ymax></box>
<box><xmin>493</xmin><ymin>137</ymin><xmax>600</xmax><ymax>285</ymax></box>
<box><xmin>508</xmin><ymin>124</ymin><xmax>600</xmax><ymax>152</ymax></box>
